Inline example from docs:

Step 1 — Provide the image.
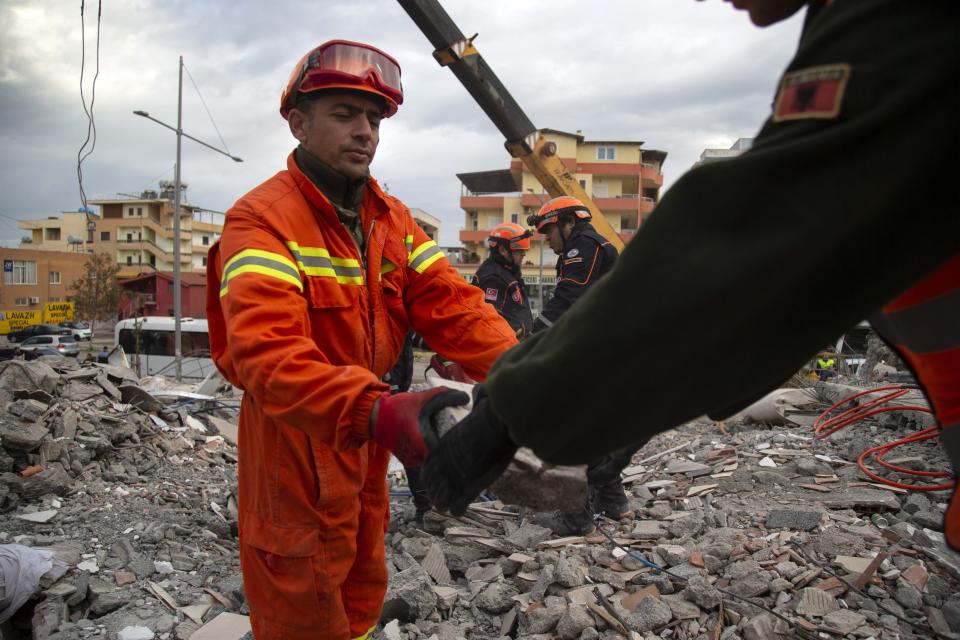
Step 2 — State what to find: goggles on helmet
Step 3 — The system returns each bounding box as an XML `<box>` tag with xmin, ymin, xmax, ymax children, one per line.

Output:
<box><xmin>281</xmin><ymin>40</ymin><xmax>404</xmax><ymax>119</ymax></box>
<box><xmin>527</xmin><ymin>196</ymin><xmax>591</xmax><ymax>232</ymax></box>
<box><xmin>488</xmin><ymin>223</ymin><xmax>532</xmax><ymax>251</ymax></box>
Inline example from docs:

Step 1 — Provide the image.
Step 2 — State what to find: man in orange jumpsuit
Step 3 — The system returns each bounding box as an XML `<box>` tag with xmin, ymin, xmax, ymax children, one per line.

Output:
<box><xmin>205</xmin><ymin>40</ymin><xmax>518</xmax><ymax>639</ymax></box>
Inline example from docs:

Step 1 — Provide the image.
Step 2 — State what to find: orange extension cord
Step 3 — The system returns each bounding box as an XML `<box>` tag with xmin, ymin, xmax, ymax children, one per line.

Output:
<box><xmin>812</xmin><ymin>385</ymin><xmax>956</xmax><ymax>492</ymax></box>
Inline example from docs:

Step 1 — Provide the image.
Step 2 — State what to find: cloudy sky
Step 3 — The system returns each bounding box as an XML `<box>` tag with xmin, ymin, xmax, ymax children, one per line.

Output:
<box><xmin>0</xmin><ymin>0</ymin><xmax>804</xmax><ymax>247</ymax></box>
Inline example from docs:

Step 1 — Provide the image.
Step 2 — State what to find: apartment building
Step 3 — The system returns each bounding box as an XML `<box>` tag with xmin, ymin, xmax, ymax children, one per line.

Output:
<box><xmin>17</xmin><ymin>187</ymin><xmax>223</xmax><ymax>280</ymax></box>
<box><xmin>695</xmin><ymin>137</ymin><xmax>755</xmax><ymax>166</ymax></box>
<box><xmin>87</xmin><ymin>188</ymin><xmax>221</xmax><ymax>279</ymax></box>
<box><xmin>455</xmin><ymin>128</ymin><xmax>666</xmax><ymax>313</ymax></box>
<box><xmin>0</xmin><ymin>247</ymin><xmax>89</xmax><ymax>311</ymax></box>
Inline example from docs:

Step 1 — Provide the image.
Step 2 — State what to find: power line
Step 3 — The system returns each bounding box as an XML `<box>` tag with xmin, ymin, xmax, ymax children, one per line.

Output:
<box><xmin>76</xmin><ymin>0</ymin><xmax>103</xmax><ymax>213</ymax></box>
<box><xmin>182</xmin><ymin>62</ymin><xmax>232</xmax><ymax>155</ymax></box>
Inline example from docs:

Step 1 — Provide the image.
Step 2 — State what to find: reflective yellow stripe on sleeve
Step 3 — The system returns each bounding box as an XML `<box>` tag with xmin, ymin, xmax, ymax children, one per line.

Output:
<box><xmin>404</xmin><ymin>234</ymin><xmax>414</xmax><ymax>253</ymax></box>
<box><xmin>407</xmin><ymin>240</ymin><xmax>444</xmax><ymax>274</ymax></box>
<box><xmin>286</xmin><ymin>241</ymin><xmax>364</xmax><ymax>285</ymax></box>
<box><xmin>219</xmin><ymin>249</ymin><xmax>303</xmax><ymax>297</ymax></box>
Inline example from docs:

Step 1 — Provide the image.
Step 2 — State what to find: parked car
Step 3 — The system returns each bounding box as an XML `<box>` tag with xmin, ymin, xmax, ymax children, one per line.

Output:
<box><xmin>6</xmin><ymin>323</ymin><xmax>71</xmax><ymax>343</ymax></box>
<box><xmin>59</xmin><ymin>320</ymin><xmax>93</xmax><ymax>341</ymax></box>
<box><xmin>18</xmin><ymin>335</ymin><xmax>79</xmax><ymax>357</ymax></box>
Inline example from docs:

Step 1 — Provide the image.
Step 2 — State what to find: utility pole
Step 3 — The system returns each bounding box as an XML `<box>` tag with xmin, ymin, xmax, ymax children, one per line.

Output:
<box><xmin>133</xmin><ymin>57</ymin><xmax>242</xmax><ymax>381</ymax></box>
<box><xmin>173</xmin><ymin>56</ymin><xmax>184</xmax><ymax>381</ymax></box>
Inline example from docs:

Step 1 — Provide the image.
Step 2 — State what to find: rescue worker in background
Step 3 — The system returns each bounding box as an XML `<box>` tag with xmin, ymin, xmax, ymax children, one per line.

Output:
<box><xmin>527</xmin><ymin>196</ymin><xmax>634</xmax><ymax>535</ymax></box>
<box><xmin>97</xmin><ymin>346</ymin><xmax>109</xmax><ymax>364</ymax></box>
<box><xmin>420</xmin><ymin>0</ymin><xmax>960</xmax><ymax>552</ymax></box>
<box><xmin>815</xmin><ymin>351</ymin><xmax>836</xmax><ymax>381</ymax></box>
<box><xmin>205</xmin><ymin>40</ymin><xmax>517</xmax><ymax>639</ymax></box>
<box><xmin>472</xmin><ymin>222</ymin><xmax>534</xmax><ymax>338</ymax></box>
<box><xmin>529</xmin><ymin>196</ymin><xmax>618</xmax><ymax>333</ymax></box>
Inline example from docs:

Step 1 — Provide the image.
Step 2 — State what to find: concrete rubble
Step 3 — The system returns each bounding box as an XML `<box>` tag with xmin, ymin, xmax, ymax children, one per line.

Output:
<box><xmin>1</xmin><ymin>356</ymin><xmax>959</xmax><ymax>640</ymax></box>
<box><xmin>0</xmin><ymin>357</ymin><xmax>247</xmax><ymax>640</ymax></box>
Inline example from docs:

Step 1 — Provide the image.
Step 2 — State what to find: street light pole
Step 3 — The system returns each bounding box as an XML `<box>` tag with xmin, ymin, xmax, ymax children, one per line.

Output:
<box><xmin>133</xmin><ymin>56</ymin><xmax>242</xmax><ymax>382</ymax></box>
<box><xmin>173</xmin><ymin>56</ymin><xmax>184</xmax><ymax>382</ymax></box>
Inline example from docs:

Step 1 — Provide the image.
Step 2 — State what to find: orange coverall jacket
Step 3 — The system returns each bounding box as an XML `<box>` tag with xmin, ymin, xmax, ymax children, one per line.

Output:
<box><xmin>206</xmin><ymin>153</ymin><xmax>517</xmax><ymax>639</ymax></box>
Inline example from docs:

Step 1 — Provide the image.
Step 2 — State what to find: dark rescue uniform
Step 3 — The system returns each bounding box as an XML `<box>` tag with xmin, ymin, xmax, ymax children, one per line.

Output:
<box><xmin>472</xmin><ymin>252</ymin><xmax>534</xmax><ymax>338</ymax></box>
<box><xmin>536</xmin><ymin>220</ymin><xmax>618</xmax><ymax>330</ymax></box>
<box><xmin>486</xmin><ymin>0</ymin><xmax>959</xmax><ymax>544</ymax></box>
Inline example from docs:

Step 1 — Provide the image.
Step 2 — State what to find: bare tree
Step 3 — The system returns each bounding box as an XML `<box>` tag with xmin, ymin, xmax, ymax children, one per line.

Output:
<box><xmin>70</xmin><ymin>252</ymin><xmax>121</xmax><ymax>330</ymax></box>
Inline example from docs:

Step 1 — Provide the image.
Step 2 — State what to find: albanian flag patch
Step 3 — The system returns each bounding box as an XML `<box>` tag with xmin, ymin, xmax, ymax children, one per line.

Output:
<box><xmin>773</xmin><ymin>63</ymin><xmax>850</xmax><ymax>122</ymax></box>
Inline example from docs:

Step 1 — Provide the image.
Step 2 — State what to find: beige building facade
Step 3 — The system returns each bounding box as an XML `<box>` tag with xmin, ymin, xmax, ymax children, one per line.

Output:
<box><xmin>454</xmin><ymin>129</ymin><xmax>666</xmax><ymax>312</ymax></box>
<box><xmin>0</xmin><ymin>247</ymin><xmax>89</xmax><ymax>311</ymax></box>
<box><xmin>17</xmin><ymin>187</ymin><xmax>223</xmax><ymax>280</ymax></box>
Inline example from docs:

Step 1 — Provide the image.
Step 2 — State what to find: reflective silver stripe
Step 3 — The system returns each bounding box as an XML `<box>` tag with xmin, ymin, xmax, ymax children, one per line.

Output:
<box><xmin>538</xmin><ymin>315</ymin><xmax>554</xmax><ymax>327</ymax></box>
<box><xmin>870</xmin><ymin>287</ymin><xmax>960</xmax><ymax>354</ymax></box>
<box><xmin>220</xmin><ymin>250</ymin><xmax>303</xmax><ymax>296</ymax></box>
<box><xmin>285</xmin><ymin>242</ymin><xmax>364</xmax><ymax>284</ymax></box>
<box><xmin>408</xmin><ymin>242</ymin><xmax>444</xmax><ymax>274</ymax></box>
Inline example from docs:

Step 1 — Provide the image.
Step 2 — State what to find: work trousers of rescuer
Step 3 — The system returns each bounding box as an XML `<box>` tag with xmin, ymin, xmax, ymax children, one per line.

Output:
<box><xmin>239</xmin><ymin>446</ymin><xmax>391</xmax><ymax>640</ymax></box>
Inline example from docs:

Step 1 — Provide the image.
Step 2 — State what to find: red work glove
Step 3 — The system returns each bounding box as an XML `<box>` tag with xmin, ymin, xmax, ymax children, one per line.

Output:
<box><xmin>427</xmin><ymin>354</ymin><xmax>473</xmax><ymax>383</ymax></box>
<box><xmin>371</xmin><ymin>387</ymin><xmax>470</xmax><ymax>467</ymax></box>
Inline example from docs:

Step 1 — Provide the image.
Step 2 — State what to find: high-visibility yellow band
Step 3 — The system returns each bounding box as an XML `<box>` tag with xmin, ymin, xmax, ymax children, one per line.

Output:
<box><xmin>220</xmin><ymin>249</ymin><xmax>304</xmax><ymax>297</ymax></box>
<box><xmin>285</xmin><ymin>241</ymin><xmax>364</xmax><ymax>285</ymax></box>
<box><xmin>408</xmin><ymin>240</ymin><xmax>445</xmax><ymax>274</ymax></box>
<box><xmin>351</xmin><ymin>626</ymin><xmax>376</xmax><ymax>640</ymax></box>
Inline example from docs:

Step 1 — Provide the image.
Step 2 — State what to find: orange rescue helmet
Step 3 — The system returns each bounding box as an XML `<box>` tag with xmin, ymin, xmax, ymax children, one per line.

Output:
<box><xmin>280</xmin><ymin>40</ymin><xmax>404</xmax><ymax>120</ymax></box>
<box><xmin>527</xmin><ymin>196</ymin><xmax>591</xmax><ymax>232</ymax></box>
<box><xmin>488</xmin><ymin>222</ymin><xmax>532</xmax><ymax>251</ymax></box>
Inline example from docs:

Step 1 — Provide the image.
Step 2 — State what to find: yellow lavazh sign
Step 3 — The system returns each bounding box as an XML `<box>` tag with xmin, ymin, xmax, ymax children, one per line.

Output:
<box><xmin>44</xmin><ymin>301</ymin><xmax>75</xmax><ymax>323</ymax></box>
<box><xmin>0</xmin><ymin>310</ymin><xmax>43</xmax><ymax>334</ymax></box>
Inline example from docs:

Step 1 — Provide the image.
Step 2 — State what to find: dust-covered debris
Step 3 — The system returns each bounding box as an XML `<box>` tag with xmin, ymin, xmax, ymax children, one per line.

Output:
<box><xmin>378</xmin><ymin>378</ymin><xmax>959</xmax><ymax>640</ymax></box>
<box><xmin>0</xmin><ymin>359</ymin><xmax>245</xmax><ymax>640</ymax></box>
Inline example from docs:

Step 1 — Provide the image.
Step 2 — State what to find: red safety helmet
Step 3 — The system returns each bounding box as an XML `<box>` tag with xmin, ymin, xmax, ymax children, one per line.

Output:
<box><xmin>488</xmin><ymin>222</ymin><xmax>532</xmax><ymax>251</ymax></box>
<box><xmin>280</xmin><ymin>40</ymin><xmax>404</xmax><ymax>120</ymax></box>
<box><xmin>527</xmin><ymin>196</ymin><xmax>591</xmax><ymax>232</ymax></box>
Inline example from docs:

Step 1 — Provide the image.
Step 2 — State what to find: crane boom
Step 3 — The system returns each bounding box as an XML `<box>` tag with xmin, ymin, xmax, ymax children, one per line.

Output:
<box><xmin>396</xmin><ymin>0</ymin><xmax>624</xmax><ymax>251</ymax></box>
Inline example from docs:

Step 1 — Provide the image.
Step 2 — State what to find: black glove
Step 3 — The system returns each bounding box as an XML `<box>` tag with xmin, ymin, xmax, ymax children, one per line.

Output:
<box><xmin>420</xmin><ymin>386</ymin><xmax>518</xmax><ymax>515</ymax></box>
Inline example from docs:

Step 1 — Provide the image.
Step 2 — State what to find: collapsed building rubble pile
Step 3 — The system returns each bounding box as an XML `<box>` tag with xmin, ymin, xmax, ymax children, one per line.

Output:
<box><xmin>0</xmin><ymin>358</ymin><xmax>248</xmax><ymax>640</ymax></box>
<box><xmin>380</xmin><ymin>381</ymin><xmax>960</xmax><ymax>640</ymax></box>
<box><xmin>1</xmin><ymin>355</ymin><xmax>959</xmax><ymax>640</ymax></box>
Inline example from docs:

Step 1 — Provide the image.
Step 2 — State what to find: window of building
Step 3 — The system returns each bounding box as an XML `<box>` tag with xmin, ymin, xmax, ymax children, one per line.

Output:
<box><xmin>127</xmin><ymin>256</ymin><xmax>133</xmax><ymax>265</ymax></box>
<box><xmin>127</xmin><ymin>233</ymin><xmax>133</xmax><ymax>241</ymax></box>
<box><xmin>202</xmin><ymin>235</ymin><xmax>210</xmax><ymax>246</ymax></box>
<box><xmin>579</xmin><ymin>179</ymin><xmax>587</xmax><ymax>190</ymax></box>
<box><xmin>4</xmin><ymin>260</ymin><xmax>37</xmax><ymax>285</ymax></box>
<box><xmin>49</xmin><ymin>271</ymin><xmax>61</xmax><ymax>285</ymax></box>
<box><xmin>202</xmin><ymin>256</ymin><xmax>207</xmax><ymax>267</ymax></box>
<box><xmin>597</xmin><ymin>146</ymin><xmax>616</xmax><ymax>160</ymax></box>
<box><xmin>45</xmin><ymin>228</ymin><xmax>61</xmax><ymax>241</ymax></box>
<box><xmin>100</xmin><ymin>231</ymin><xmax>110</xmax><ymax>241</ymax></box>
<box><xmin>137</xmin><ymin>207</ymin><xmax>143</xmax><ymax>216</ymax></box>
<box><xmin>510</xmin><ymin>213</ymin><xmax>519</xmax><ymax>224</ymax></box>
<box><xmin>14</xmin><ymin>298</ymin><xmax>28</xmax><ymax>306</ymax></box>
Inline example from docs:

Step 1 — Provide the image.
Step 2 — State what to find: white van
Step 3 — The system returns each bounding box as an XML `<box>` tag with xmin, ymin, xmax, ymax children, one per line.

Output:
<box><xmin>114</xmin><ymin>316</ymin><xmax>215</xmax><ymax>379</ymax></box>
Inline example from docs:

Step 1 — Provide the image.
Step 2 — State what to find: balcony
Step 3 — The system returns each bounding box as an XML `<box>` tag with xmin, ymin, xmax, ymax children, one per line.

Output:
<box><xmin>460</xmin><ymin>194</ymin><xmax>509</xmax><ymax>209</ymax></box>
<box><xmin>459</xmin><ymin>229</ymin><xmax>489</xmax><ymax>243</ymax></box>
<box><xmin>592</xmin><ymin>194</ymin><xmax>645</xmax><ymax>212</ymax></box>
<box><xmin>641</xmin><ymin>163</ymin><xmax>663</xmax><ymax>187</ymax></box>
<box><xmin>116</xmin><ymin>238</ymin><xmax>191</xmax><ymax>262</ymax></box>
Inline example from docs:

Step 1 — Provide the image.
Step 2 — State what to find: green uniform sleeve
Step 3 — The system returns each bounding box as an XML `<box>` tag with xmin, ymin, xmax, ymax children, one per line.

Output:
<box><xmin>486</xmin><ymin>0</ymin><xmax>960</xmax><ymax>465</ymax></box>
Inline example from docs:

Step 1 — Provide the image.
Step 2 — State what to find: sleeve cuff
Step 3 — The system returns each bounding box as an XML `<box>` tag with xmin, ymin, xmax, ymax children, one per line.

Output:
<box><xmin>348</xmin><ymin>388</ymin><xmax>386</xmax><ymax>446</ymax></box>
